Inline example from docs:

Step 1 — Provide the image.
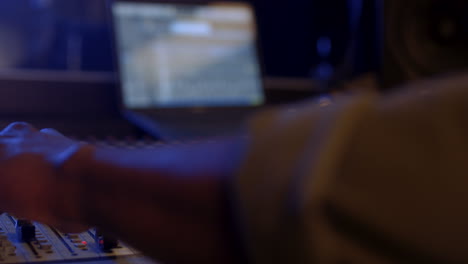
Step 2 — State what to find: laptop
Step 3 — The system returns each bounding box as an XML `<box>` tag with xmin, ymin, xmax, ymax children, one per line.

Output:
<box><xmin>110</xmin><ymin>0</ymin><xmax>265</xmax><ymax>140</ymax></box>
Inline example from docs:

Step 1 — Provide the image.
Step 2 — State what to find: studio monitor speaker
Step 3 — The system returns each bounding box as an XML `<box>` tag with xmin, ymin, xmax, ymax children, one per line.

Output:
<box><xmin>382</xmin><ymin>0</ymin><xmax>468</xmax><ymax>88</ymax></box>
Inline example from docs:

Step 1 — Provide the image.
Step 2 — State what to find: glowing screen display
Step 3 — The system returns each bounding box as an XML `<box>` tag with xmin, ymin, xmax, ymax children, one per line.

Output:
<box><xmin>113</xmin><ymin>2</ymin><xmax>264</xmax><ymax>108</ymax></box>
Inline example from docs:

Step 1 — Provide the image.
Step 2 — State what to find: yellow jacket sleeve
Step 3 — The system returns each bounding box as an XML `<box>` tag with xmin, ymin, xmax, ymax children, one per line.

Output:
<box><xmin>236</xmin><ymin>74</ymin><xmax>468</xmax><ymax>263</ymax></box>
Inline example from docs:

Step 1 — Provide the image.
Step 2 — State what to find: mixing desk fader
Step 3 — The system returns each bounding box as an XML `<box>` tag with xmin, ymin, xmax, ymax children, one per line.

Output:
<box><xmin>0</xmin><ymin>214</ymin><xmax>157</xmax><ymax>264</ymax></box>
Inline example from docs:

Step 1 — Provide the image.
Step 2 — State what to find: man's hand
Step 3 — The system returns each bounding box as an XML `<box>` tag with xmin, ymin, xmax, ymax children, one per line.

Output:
<box><xmin>0</xmin><ymin>122</ymin><xmax>87</xmax><ymax>232</ymax></box>
<box><xmin>0</xmin><ymin>122</ymin><xmax>78</xmax><ymax>162</ymax></box>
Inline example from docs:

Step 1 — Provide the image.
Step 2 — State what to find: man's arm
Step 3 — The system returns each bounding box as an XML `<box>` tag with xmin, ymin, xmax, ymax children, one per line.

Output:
<box><xmin>234</xmin><ymin>73</ymin><xmax>468</xmax><ymax>264</ymax></box>
<box><xmin>68</xmin><ymin>139</ymin><xmax>247</xmax><ymax>264</ymax></box>
<box><xmin>0</xmin><ymin>124</ymin><xmax>247</xmax><ymax>264</ymax></box>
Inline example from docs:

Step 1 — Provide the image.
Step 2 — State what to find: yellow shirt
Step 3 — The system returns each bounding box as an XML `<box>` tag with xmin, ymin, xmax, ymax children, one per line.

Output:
<box><xmin>237</xmin><ymin>73</ymin><xmax>468</xmax><ymax>263</ymax></box>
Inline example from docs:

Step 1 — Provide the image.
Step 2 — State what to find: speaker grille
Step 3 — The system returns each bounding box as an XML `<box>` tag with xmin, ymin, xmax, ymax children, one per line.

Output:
<box><xmin>384</xmin><ymin>0</ymin><xmax>468</xmax><ymax>86</ymax></box>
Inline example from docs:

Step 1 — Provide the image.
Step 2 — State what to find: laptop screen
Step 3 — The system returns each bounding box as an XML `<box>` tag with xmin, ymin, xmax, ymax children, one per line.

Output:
<box><xmin>113</xmin><ymin>1</ymin><xmax>264</xmax><ymax>109</ymax></box>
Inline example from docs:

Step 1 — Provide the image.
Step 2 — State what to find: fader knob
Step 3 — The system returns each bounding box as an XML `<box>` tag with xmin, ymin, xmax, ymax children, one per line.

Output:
<box><xmin>94</xmin><ymin>229</ymin><xmax>119</xmax><ymax>252</ymax></box>
<box><xmin>15</xmin><ymin>219</ymin><xmax>36</xmax><ymax>242</ymax></box>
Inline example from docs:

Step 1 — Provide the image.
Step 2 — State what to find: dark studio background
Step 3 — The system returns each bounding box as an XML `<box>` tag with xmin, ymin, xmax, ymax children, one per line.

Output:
<box><xmin>0</xmin><ymin>0</ymin><xmax>465</xmax><ymax>137</ymax></box>
<box><xmin>0</xmin><ymin>0</ymin><xmax>378</xmax><ymax>79</ymax></box>
<box><xmin>0</xmin><ymin>0</ymin><xmax>379</xmax><ymax>138</ymax></box>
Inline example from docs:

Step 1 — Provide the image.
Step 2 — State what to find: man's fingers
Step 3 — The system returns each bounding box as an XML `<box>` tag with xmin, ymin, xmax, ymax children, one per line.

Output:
<box><xmin>4</xmin><ymin>122</ymin><xmax>37</xmax><ymax>132</ymax></box>
<box><xmin>40</xmin><ymin>128</ymin><xmax>64</xmax><ymax>137</ymax></box>
<box><xmin>0</xmin><ymin>122</ymin><xmax>38</xmax><ymax>136</ymax></box>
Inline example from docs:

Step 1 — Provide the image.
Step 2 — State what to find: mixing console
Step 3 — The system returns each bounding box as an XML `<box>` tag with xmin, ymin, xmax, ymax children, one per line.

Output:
<box><xmin>0</xmin><ymin>214</ymin><xmax>156</xmax><ymax>264</ymax></box>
